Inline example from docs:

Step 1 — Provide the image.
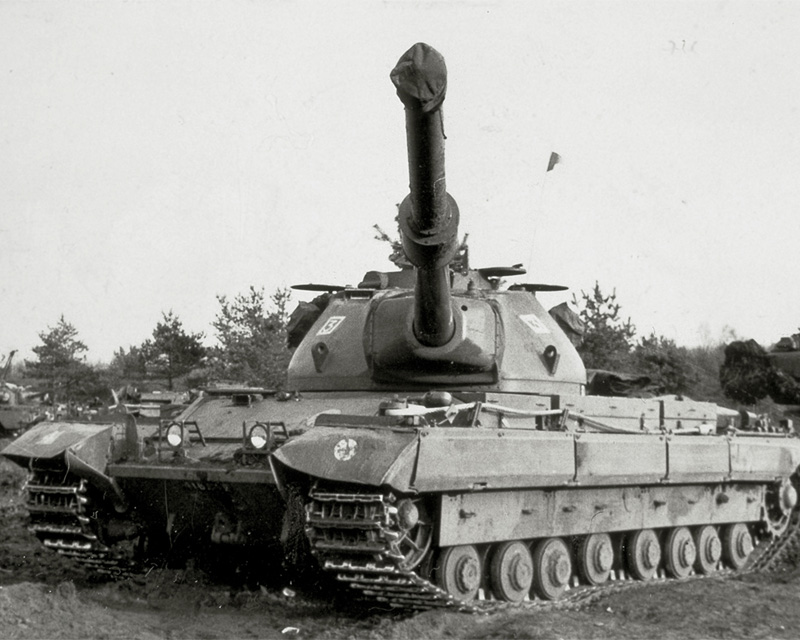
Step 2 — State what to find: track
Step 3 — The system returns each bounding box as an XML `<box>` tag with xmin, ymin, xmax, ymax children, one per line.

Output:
<box><xmin>19</xmin><ymin>466</ymin><xmax>800</xmax><ymax>612</ymax></box>
<box><xmin>748</xmin><ymin>494</ymin><xmax>800</xmax><ymax>574</ymax></box>
<box><xmin>304</xmin><ymin>483</ymin><xmax>800</xmax><ymax>614</ymax></box>
<box><xmin>24</xmin><ymin>465</ymin><xmax>140</xmax><ymax>578</ymax></box>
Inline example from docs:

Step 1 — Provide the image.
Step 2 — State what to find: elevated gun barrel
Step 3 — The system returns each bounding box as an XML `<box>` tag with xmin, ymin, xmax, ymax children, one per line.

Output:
<box><xmin>391</xmin><ymin>43</ymin><xmax>460</xmax><ymax>348</ymax></box>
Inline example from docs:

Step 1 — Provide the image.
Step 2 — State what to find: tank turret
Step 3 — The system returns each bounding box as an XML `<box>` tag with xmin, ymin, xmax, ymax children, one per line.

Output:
<box><xmin>285</xmin><ymin>43</ymin><xmax>587</xmax><ymax>393</ymax></box>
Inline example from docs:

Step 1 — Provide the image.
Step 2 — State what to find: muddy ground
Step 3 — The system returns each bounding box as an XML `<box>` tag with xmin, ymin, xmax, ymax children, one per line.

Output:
<box><xmin>1</xmin><ymin>454</ymin><xmax>800</xmax><ymax>640</ymax></box>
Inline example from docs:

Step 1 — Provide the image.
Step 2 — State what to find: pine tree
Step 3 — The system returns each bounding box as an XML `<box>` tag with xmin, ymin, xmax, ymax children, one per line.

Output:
<box><xmin>141</xmin><ymin>311</ymin><xmax>206</xmax><ymax>390</ymax></box>
<box><xmin>25</xmin><ymin>316</ymin><xmax>91</xmax><ymax>403</ymax></box>
<box><xmin>573</xmin><ymin>283</ymin><xmax>636</xmax><ymax>371</ymax></box>
<box><xmin>209</xmin><ymin>286</ymin><xmax>291</xmax><ymax>389</ymax></box>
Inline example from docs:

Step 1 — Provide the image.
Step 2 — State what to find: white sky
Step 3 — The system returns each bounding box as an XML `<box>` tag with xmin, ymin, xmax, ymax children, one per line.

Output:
<box><xmin>2</xmin><ymin>0</ymin><xmax>800</xmax><ymax>363</ymax></box>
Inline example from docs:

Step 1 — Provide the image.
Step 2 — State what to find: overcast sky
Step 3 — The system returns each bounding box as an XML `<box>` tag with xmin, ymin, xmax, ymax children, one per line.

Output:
<box><xmin>2</xmin><ymin>0</ymin><xmax>799</xmax><ymax>363</ymax></box>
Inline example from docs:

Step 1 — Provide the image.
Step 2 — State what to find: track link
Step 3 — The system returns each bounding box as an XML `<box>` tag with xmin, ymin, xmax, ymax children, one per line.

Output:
<box><xmin>305</xmin><ymin>485</ymin><xmax>800</xmax><ymax>613</ymax></box>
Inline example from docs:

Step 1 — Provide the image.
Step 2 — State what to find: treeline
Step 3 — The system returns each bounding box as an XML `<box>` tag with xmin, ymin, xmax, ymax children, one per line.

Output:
<box><xmin>572</xmin><ymin>282</ymin><xmax>735</xmax><ymax>406</ymax></box>
<box><xmin>18</xmin><ymin>286</ymin><xmax>292</xmax><ymax>405</ymax></box>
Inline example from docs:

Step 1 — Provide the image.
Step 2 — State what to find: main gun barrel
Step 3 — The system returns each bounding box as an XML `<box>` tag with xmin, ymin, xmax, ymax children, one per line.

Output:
<box><xmin>391</xmin><ymin>43</ymin><xmax>460</xmax><ymax>348</ymax></box>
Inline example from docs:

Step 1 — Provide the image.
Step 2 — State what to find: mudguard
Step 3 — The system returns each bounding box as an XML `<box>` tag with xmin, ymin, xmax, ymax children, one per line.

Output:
<box><xmin>272</xmin><ymin>424</ymin><xmax>419</xmax><ymax>492</ymax></box>
<box><xmin>2</xmin><ymin>421</ymin><xmax>125</xmax><ymax>508</ymax></box>
<box><xmin>3</xmin><ymin>421</ymin><xmax>112</xmax><ymax>465</ymax></box>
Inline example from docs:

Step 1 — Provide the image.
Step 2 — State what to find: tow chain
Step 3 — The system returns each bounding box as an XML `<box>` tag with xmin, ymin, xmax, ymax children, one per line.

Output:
<box><xmin>305</xmin><ymin>485</ymin><xmax>800</xmax><ymax>614</ymax></box>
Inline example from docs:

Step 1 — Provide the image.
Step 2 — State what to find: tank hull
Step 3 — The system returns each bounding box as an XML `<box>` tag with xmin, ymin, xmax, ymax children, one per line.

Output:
<box><xmin>0</xmin><ymin>392</ymin><xmax>295</xmax><ymax>578</ymax></box>
<box><xmin>273</xmin><ymin>401</ymin><xmax>800</xmax><ymax>609</ymax></box>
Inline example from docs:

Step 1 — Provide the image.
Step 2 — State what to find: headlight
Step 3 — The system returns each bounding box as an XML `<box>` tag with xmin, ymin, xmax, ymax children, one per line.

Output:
<box><xmin>248</xmin><ymin>423</ymin><xmax>270</xmax><ymax>450</ymax></box>
<box><xmin>165</xmin><ymin>423</ymin><xmax>184</xmax><ymax>448</ymax></box>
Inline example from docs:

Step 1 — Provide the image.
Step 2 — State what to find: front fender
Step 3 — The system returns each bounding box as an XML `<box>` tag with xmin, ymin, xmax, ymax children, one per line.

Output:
<box><xmin>2</xmin><ymin>421</ymin><xmax>113</xmax><ymax>467</ymax></box>
<box><xmin>272</xmin><ymin>425</ymin><xmax>419</xmax><ymax>493</ymax></box>
<box><xmin>2</xmin><ymin>421</ymin><xmax>126</xmax><ymax>509</ymax></box>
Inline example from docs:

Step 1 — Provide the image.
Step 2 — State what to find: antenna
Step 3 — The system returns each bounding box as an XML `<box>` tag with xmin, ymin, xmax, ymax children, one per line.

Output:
<box><xmin>526</xmin><ymin>152</ymin><xmax>562</xmax><ymax>275</ymax></box>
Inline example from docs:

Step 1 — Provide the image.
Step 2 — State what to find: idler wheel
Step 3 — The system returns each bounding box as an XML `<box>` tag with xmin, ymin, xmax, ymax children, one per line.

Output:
<box><xmin>626</xmin><ymin>529</ymin><xmax>661</xmax><ymax>581</ymax></box>
<box><xmin>436</xmin><ymin>545</ymin><xmax>482</xmax><ymax>601</ymax></box>
<box><xmin>722</xmin><ymin>523</ymin><xmax>753</xmax><ymax>570</ymax></box>
<box><xmin>664</xmin><ymin>527</ymin><xmax>696</xmax><ymax>579</ymax></box>
<box><xmin>532</xmin><ymin>537</ymin><xmax>572</xmax><ymax>600</ymax></box>
<box><xmin>489</xmin><ymin>541</ymin><xmax>533</xmax><ymax>603</ymax></box>
<box><xmin>693</xmin><ymin>525</ymin><xmax>722</xmax><ymax>575</ymax></box>
<box><xmin>392</xmin><ymin>499</ymin><xmax>433</xmax><ymax>571</ymax></box>
<box><xmin>578</xmin><ymin>533</ymin><xmax>614</xmax><ymax>586</ymax></box>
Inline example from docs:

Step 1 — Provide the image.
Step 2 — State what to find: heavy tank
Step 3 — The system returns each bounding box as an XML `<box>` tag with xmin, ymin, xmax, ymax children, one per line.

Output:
<box><xmin>269</xmin><ymin>43</ymin><xmax>800</xmax><ymax>610</ymax></box>
<box><xmin>1</xmin><ymin>387</ymin><xmax>300</xmax><ymax>578</ymax></box>
<box><xmin>3</xmin><ymin>375</ymin><xmax>410</xmax><ymax>579</ymax></box>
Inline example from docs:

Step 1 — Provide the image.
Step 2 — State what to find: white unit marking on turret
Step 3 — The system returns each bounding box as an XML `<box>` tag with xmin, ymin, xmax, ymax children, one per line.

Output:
<box><xmin>334</xmin><ymin>438</ymin><xmax>357</xmax><ymax>462</ymax></box>
<box><xmin>316</xmin><ymin>316</ymin><xmax>345</xmax><ymax>335</ymax></box>
<box><xmin>519</xmin><ymin>314</ymin><xmax>550</xmax><ymax>334</ymax></box>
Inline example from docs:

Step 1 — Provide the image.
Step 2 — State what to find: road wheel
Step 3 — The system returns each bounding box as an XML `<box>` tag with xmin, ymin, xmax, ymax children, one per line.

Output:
<box><xmin>532</xmin><ymin>537</ymin><xmax>572</xmax><ymax>600</ymax></box>
<box><xmin>436</xmin><ymin>545</ymin><xmax>482</xmax><ymax>601</ymax></box>
<box><xmin>664</xmin><ymin>527</ymin><xmax>696</xmax><ymax>578</ymax></box>
<box><xmin>693</xmin><ymin>525</ymin><xmax>721</xmax><ymax>575</ymax></box>
<box><xmin>721</xmin><ymin>523</ymin><xmax>753</xmax><ymax>570</ymax></box>
<box><xmin>489</xmin><ymin>541</ymin><xmax>533</xmax><ymax>602</ymax></box>
<box><xmin>578</xmin><ymin>533</ymin><xmax>614</xmax><ymax>585</ymax></box>
<box><xmin>626</xmin><ymin>529</ymin><xmax>660</xmax><ymax>581</ymax></box>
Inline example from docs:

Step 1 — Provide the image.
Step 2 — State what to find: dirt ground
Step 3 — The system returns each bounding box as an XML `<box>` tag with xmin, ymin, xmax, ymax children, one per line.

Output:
<box><xmin>2</xmin><ymin>453</ymin><xmax>800</xmax><ymax>640</ymax></box>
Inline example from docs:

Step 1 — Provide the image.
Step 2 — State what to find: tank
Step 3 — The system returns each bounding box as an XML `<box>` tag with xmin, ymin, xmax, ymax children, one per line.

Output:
<box><xmin>0</xmin><ymin>378</ymin><xmax>382</xmax><ymax>580</ymax></box>
<box><xmin>114</xmin><ymin>388</ymin><xmax>192</xmax><ymax>425</ymax></box>
<box><xmin>269</xmin><ymin>43</ymin><xmax>800</xmax><ymax>610</ymax></box>
<box><xmin>0</xmin><ymin>351</ymin><xmax>48</xmax><ymax>437</ymax></box>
